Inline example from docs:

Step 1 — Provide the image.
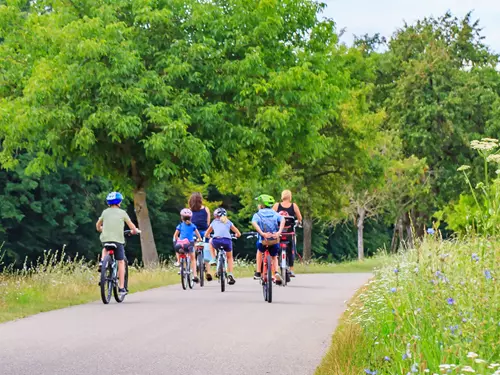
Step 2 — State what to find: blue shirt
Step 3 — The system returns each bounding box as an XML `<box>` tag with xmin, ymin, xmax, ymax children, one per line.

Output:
<box><xmin>251</xmin><ymin>208</ymin><xmax>282</xmax><ymax>243</ymax></box>
<box><xmin>210</xmin><ymin>219</ymin><xmax>233</xmax><ymax>239</ymax></box>
<box><xmin>176</xmin><ymin>222</ymin><xmax>198</xmax><ymax>241</ymax></box>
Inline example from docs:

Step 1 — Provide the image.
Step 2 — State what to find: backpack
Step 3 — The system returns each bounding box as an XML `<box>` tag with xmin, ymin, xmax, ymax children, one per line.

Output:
<box><xmin>257</xmin><ymin>212</ymin><xmax>280</xmax><ymax>246</ymax></box>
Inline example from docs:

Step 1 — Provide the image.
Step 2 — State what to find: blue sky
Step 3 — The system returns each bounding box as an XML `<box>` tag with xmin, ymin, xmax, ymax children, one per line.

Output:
<box><xmin>322</xmin><ymin>0</ymin><xmax>500</xmax><ymax>53</ymax></box>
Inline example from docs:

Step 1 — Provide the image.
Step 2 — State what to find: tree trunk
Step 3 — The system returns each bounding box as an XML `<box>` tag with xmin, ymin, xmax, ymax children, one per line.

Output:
<box><xmin>357</xmin><ymin>207</ymin><xmax>366</xmax><ymax>261</ymax></box>
<box><xmin>133</xmin><ymin>188</ymin><xmax>159</xmax><ymax>266</ymax></box>
<box><xmin>303</xmin><ymin>217</ymin><xmax>313</xmax><ymax>261</ymax></box>
<box><xmin>391</xmin><ymin>215</ymin><xmax>403</xmax><ymax>252</ymax></box>
<box><xmin>403</xmin><ymin>211</ymin><xmax>414</xmax><ymax>249</ymax></box>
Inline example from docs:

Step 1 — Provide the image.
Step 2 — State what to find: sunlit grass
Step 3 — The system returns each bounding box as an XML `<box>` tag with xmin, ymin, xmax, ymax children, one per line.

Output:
<box><xmin>315</xmin><ymin>236</ymin><xmax>500</xmax><ymax>375</ymax></box>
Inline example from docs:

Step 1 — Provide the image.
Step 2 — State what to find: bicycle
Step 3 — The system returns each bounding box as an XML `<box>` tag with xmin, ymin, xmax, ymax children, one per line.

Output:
<box><xmin>177</xmin><ymin>240</ymin><xmax>195</xmax><ymax>290</ymax></box>
<box><xmin>210</xmin><ymin>235</ymin><xmax>238</xmax><ymax>292</ymax></box>
<box><xmin>100</xmin><ymin>229</ymin><xmax>140</xmax><ymax>304</ymax></box>
<box><xmin>278</xmin><ymin>216</ymin><xmax>301</xmax><ymax>286</ymax></box>
<box><xmin>245</xmin><ymin>232</ymin><xmax>276</xmax><ymax>303</ymax></box>
<box><xmin>195</xmin><ymin>241</ymin><xmax>205</xmax><ymax>287</ymax></box>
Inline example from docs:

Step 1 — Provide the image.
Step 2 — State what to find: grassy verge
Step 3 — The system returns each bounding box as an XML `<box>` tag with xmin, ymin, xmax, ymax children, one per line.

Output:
<box><xmin>315</xmin><ymin>237</ymin><xmax>500</xmax><ymax>375</ymax></box>
<box><xmin>0</xmin><ymin>254</ymin><xmax>382</xmax><ymax>324</ymax></box>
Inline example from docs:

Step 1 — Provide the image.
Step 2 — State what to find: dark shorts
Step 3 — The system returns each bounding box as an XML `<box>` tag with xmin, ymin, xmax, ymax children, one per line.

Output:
<box><xmin>175</xmin><ymin>240</ymin><xmax>194</xmax><ymax>253</ymax></box>
<box><xmin>102</xmin><ymin>242</ymin><xmax>125</xmax><ymax>261</ymax></box>
<box><xmin>257</xmin><ymin>243</ymin><xmax>280</xmax><ymax>257</ymax></box>
<box><xmin>212</xmin><ymin>237</ymin><xmax>233</xmax><ymax>252</ymax></box>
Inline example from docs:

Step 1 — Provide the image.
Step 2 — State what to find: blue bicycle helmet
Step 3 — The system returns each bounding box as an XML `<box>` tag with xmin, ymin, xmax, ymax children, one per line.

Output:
<box><xmin>106</xmin><ymin>192</ymin><xmax>123</xmax><ymax>205</ymax></box>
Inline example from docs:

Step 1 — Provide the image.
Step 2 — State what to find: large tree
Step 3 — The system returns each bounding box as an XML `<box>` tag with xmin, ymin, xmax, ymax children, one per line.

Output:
<box><xmin>0</xmin><ymin>0</ymin><xmax>353</xmax><ymax>265</ymax></box>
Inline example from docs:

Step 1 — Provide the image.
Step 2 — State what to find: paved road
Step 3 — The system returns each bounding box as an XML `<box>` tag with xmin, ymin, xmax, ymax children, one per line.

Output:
<box><xmin>0</xmin><ymin>273</ymin><xmax>370</xmax><ymax>375</ymax></box>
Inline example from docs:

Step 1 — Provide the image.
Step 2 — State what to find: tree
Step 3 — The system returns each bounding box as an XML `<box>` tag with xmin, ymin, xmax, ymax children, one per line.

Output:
<box><xmin>0</xmin><ymin>0</ymin><xmax>355</xmax><ymax>265</ymax></box>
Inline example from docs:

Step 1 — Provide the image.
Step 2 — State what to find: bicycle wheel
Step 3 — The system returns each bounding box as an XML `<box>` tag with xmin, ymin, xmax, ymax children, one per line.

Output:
<box><xmin>197</xmin><ymin>251</ymin><xmax>204</xmax><ymax>287</ymax></box>
<box><xmin>266</xmin><ymin>255</ymin><xmax>273</xmax><ymax>303</ymax></box>
<box><xmin>113</xmin><ymin>258</ymin><xmax>128</xmax><ymax>303</ymax></box>
<box><xmin>188</xmin><ymin>257</ymin><xmax>194</xmax><ymax>289</ymax></box>
<box><xmin>219</xmin><ymin>256</ymin><xmax>225</xmax><ymax>293</ymax></box>
<box><xmin>261</xmin><ymin>257</ymin><xmax>267</xmax><ymax>301</ymax></box>
<box><xmin>100</xmin><ymin>255</ymin><xmax>113</xmax><ymax>304</ymax></box>
<box><xmin>181</xmin><ymin>258</ymin><xmax>187</xmax><ymax>290</ymax></box>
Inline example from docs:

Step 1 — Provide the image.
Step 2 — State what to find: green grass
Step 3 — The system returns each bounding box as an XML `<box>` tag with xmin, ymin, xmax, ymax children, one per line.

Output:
<box><xmin>315</xmin><ymin>236</ymin><xmax>500</xmax><ymax>375</ymax></box>
<box><xmin>0</xmin><ymin>252</ymin><xmax>382</xmax><ymax>324</ymax></box>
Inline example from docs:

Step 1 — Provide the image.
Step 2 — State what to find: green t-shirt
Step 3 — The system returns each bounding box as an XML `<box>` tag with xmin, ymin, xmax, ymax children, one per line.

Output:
<box><xmin>99</xmin><ymin>207</ymin><xmax>131</xmax><ymax>244</ymax></box>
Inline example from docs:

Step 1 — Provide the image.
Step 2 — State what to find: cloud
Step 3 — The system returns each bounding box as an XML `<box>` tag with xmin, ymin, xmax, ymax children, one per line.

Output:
<box><xmin>322</xmin><ymin>0</ymin><xmax>500</xmax><ymax>52</ymax></box>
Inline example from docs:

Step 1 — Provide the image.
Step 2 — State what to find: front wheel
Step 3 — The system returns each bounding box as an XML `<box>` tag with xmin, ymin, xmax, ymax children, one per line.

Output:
<box><xmin>113</xmin><ymin>258</ymin><xmax>128</xmax><ymax>303</ymax></box>
<box><xmin>188</xmin><ymin>257</ymin><xmax>194</xmax><ymax>289</ymax></box>
<box><xmin>197</xmin><ymin>252</ymin><xmax>205</xmax><ymax>287</ymax></box>
<box><xmin>266</xmin><ymin>255</ymin><xmax>273</xmax><ymax>303</ymax></box>
<box><xmin>100</xmin><ymin>255</ymin><xmax>113</xmax><ymax>304</ymax></box>
<box><xmin>181</xmin><ymin>258</ymin><xmax>187</xmax><ymax>290</ymax></box>
<box><xmin>219</xmin><ymin>259</ymin><xmax>226</xmax><ymax>293</ymax></box>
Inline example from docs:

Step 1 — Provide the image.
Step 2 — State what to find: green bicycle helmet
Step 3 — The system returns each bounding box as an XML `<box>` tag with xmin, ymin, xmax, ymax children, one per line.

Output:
<box><xmin>255</xmin><ymin>194</ymin><xmax>275</xmax><ymax>208</ymax></box>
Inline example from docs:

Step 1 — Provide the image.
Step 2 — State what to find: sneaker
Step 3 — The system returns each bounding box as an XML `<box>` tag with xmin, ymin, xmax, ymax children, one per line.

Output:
<box><xmin>119</xmin><ymin>288</ymin><xmax>128</xmax><ymax>298</ymax></box>
<box><xmin>209</xmin><ymin>258</ymin><xmax>217</xmax><ymax>266</ymax></box>
<box><xmin>97</xmin><ymin>261</ymin><xmax>103</xmax><ymax>273</ymax></box>
<box><xmin>290</xmin><ymin>271</ymin><xmax>296</xmax><ymax>278</ymax></box>
<box><xmin>206</xmin><ymin>273</ymin><xmax>213</xmax><ymax>281</ymax></box>
<box><xmin>253</xmin><ymin>272</ymin><xmax>262</xmax><ymax>279</ymax></box>
<box><xmin>275</xmin><ymin>272</ymin><xmax>283</xmax><ymax>285</ymax></box>
<box><xmin>174</xmin><ymin>261</ymin><xmax>180</xmax><ymax>267</ymax></box>
<box><xmin>193</xmin><ymin>276</ymin><xmax>199</xmax><ymax>283</ymax></box>
<box><xmin>228</xmin><ymin>274</ymin><xmax>236</xmax><ymax>285</ymax></box>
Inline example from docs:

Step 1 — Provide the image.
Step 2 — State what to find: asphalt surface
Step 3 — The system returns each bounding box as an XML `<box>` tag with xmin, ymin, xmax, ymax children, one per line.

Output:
<box><xmin>0</xmin><ymin>273</ymin><xmax>371</xmax><ymax>375</ymax></box>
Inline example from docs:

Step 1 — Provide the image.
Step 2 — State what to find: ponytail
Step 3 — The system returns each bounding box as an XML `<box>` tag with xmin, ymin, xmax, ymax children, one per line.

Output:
<box><xmin>220</xmin><ymin>216</ymin><xmax>228</xmax><ymax>224</ymax></box>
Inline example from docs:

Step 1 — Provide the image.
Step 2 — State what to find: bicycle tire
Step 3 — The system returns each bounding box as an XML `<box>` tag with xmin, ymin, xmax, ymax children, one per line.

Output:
<box><xmin>100</xmin><ymin>255</ymin><xmax>113</xmax><ymax>304</ymax></box>
<box><xmin>219</xmin><ymin>255</ymin><xmax>225</xmax><ymax>292</ymax></box>
<box><xmin>281</xmin><ymin>248</ymin><xmax>288</xmax><ymax>287</ymax></box>
<box><xmin>198</xmin><ymin>251</ymin><xmax>204</xmax><ymax>287</ymax></box>
<box><xmin>262</xmin><ymin>257</ymin><xmax>267</xmax><ymax>301</ymax></box>
<box><xmin>266</xmin><ymin>255</ymin><xmax>273</xmax><ymax>303</ymax></box>
<box><xmin>188</xmin><ymin>257</ymin><xmax>194</xmax><ymax>289</ymax></box>
<box><xmin>113</xmin><ymin>258</ymin><xmax>128</xmax><ymax>303</ymax></box>
<box><xmin>181</xmin><ymin>258</ymin><xmax>187</xmax><ymax>290</ymax></box>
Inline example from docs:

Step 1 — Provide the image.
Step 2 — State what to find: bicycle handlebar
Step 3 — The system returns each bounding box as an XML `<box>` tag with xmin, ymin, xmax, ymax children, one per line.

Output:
<box><xmin>124</xmin><ymin>229</ymin><xmax>141</xmax><ymax>235</ymax></box>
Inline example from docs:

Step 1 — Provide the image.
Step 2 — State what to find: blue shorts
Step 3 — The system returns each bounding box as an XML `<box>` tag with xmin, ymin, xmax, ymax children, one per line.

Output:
<box><xmin>102</xmin><ymin>242</ymin><xmax>125</xmax><ymax>261</ymax></box>
<box><xmin>212</xmin><ymin>237</ymin><xmax>233</xmax><ymax>252</ymax></box>
<box><xmin>257</xmin><ymin>243</ymin><xmax>279</xmax><ymax>257</ymax></box>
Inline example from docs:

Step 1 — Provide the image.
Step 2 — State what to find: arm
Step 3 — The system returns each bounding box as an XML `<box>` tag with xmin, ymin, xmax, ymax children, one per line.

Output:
<box><xmin>96</xmin><ymin>218</ymin><xmax>103</xmax><ymax>232</ymax></box>
<box><xmin>195</xmin><ymin>229</ymin><xmax>203</xmax><ymax>242</ymax></box>
<box><xmin>205</xmin><ymin>206</ymin><xmax>211</xmax><ymax>228</ymax></box>
<box><xmin>277</xmin><ymin>217</ymin><xmax>285</xmax><ymax>235</ymax></box>
<box><xmin>230</xmin><ymin>224</ymin><xmax>241</xmax><ymax>238</ymax></box>
<box><xmin>252</xmin><ymin>221</ymin><xmax>267</xmax><ymax>238</ymax></box>
<box><xmin>204</xmin><ymin>225</ymin><xmax>213</xmax><ymax>239</ymax></box>
<box><xmin>125</xmin><ymin>219</ymin><xmax>139</xmax><ymax>234</ymax></box>
<box><xmin>173</xmin><ymin>229</ymin><xmax>180</xmax><ymax>241</ymax></box>
<box><xmin>272</xmin><ymin>203</ymin><xmax>279</xmax><ymax>212</ymax></box>
<box><xmin>293</xmin><ymin>203</ymin><xmax>303</xmax><ymax>223</ymax></box>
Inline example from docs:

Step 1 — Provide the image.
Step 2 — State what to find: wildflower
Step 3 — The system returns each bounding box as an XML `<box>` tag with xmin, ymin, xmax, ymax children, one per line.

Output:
<box><xmin>484</xmin><ymin>270</ymin><xmax>492</xmax><ymax>280</ymax></box>
<box><xmin>467</xmin><ymin>352</ymin><xmax>479</xmax><ymax>359</ymax></box>
<box><xmin>364</xmin><ymin>370</ymin><xmax>377</xmax><ymax>375</ymax></box>
<box><xmin>486</xmin><ymin>154</ymin><xmax>500</xmax><ymax>164</ymax></box>
<box><xmin>450</xmin><ymin>325</ymin><xmax>459</xmax><ymax>334</ymax></box>
<box><xmin>462</xmin><ymin>366</ymin><xmax>475</xmax><ymax>373</ymax></box>
<box><xmin>471</xmin><ymin>139</ymin><xmax>498</xmax><ymax>151</ymax></box>
<box><xmin>391</xmin><ymin>287</ymin><xmax>397</xmax><ymax>293</ymax></box>
<box><xmin>427</xmin><ymin>228</ymin><xmax>435</xmax><ymax>235</ymax></box>
<box><xmin>384</xmin><ymin>356</ymin><xmax>391</xmax><ymax>361</ymax></box>
<box><xmin>474</xmin><ymin>359</ymin><xmax>487</xmax><ymax>364</ymax></box>
<box><xmin>462</xmin><ymin>318</ymin><xmax>467</xmax><ymax>323</ymax></box>
<box><xmin>403</xmin><ymin>353</ymin><xmax>409</xmax><ymax>360</ymax></box>
<box><xmin>394</xmin><ymin>268</ymin><xmax>399</xmax><ymax>274</ymax></box>
<box><xmin>447</xmin><ymin>298</ymin><xmax>455</xmax><ymax>305</ymax></box>
<box><xmin>414</xmin><ymin>267</ymin><xmax>419</xmax><ymax>273</ymax></box>
<box><xmin>411</xmin><ymin>364</ymin><xmax>419</xmax><ymax>373</ymax></box>
<box><xmin>472</xmin><ymin>253</ymin><xmax>480</xmax><ymax>262</ymax></box>
<box><xmin>458</xmin><ymin>165</ymin><xmax>471</xmax><ymax>172</ymax></box>
<box><xmin>440</xmin><ymin>364</ymin><xmax>452</xmax><ymax>370</ymax></box>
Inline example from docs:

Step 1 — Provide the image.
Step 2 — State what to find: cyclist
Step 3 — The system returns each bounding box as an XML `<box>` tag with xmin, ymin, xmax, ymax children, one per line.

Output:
<box><xmin>173</xmin><ymin>208</ymin><xmax>203</xmax><ymax>283</ymax></box>
<box><xmin>96</xmin><ymin>192</ymin><xmax>139</xmax><ymax>298</ymax></box>
<box><xmin>273</xmin><ymin>189</ymin><xmax>302</xmax><ymax>277</ymax></box>
<box><xmin>252</xmin><ymin>194</ymin><xmax>285</xmax><ymax>284</ymax></box>
<box><xmin>204</xmin><ymin>208</ymin><xmax>241</xmax><ymax>285</ymax></box>
<box><xmin>189</xmin><ymin>192</ymin><xmax>213</xmax><ymax>281</ymax></box>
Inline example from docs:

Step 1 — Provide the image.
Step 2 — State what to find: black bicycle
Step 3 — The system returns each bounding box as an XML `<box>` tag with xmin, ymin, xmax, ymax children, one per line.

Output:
<box><xmin>100</xmin><ymin>230</ymin><xmax>140</xmax><ymax>304</ymax></box>
<box><xmin>210</xmin><ymin>234</ymin><xmax>238</xmax><ymax>292</ymax></box>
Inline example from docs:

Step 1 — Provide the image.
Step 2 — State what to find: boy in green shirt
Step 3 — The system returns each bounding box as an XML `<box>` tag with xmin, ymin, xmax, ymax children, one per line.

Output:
<box><xmin>96</xmin><ymin>192</ymin><xmax>139</xmax><ymax>297</ymax></box>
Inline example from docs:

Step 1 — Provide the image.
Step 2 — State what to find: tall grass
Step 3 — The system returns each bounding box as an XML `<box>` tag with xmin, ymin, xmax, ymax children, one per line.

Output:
<box><xmin>0</xmin><ymin>250</ymin><xmax>383</xmax><ymax>324</ymax></box>
<box><xmin>316</xmin><ymin>236</ymin><xmax>500</xmax><ymax>375</ymax></box>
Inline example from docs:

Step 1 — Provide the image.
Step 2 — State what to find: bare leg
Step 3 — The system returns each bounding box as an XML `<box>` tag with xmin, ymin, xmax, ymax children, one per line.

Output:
<box><xmin>227</xmin><ymin>252</ymin><xmax>234</xmax><ymax>273</ymax></box>
<box><xmin>117</xmin><ymin>260</ymin><xmax>125</xmax><ymax>289</ymax></box>
<box><xmin>272</xmin><ymin>256</ymin><xmax>279</xmax><ymax>273</ymax></box>
<box><xmin>256</xmin><ymin>251</ymin><xmax>263</xmax><ymax>273</ymax></box>
<box><xmin>101</xmin><ymin>248</ymin><xmax>106</xmax><ymax>261</ymax></box>
<box><xmin>190</xmin><ymin>253</ymin><xmax>197</xmax><ymax>275</ymax></box>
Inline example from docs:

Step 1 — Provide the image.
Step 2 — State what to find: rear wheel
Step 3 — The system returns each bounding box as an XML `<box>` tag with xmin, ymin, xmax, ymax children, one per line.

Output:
<box><xmin>197</xmin><ymin>251</ymin><xmax>204</xmax><ymax>287</ymax></box>
<box><xmin>266</xmin><ymin>255</ymin><xmax>273</xmax><ymax>303</ymax></box>
<box><xmin>181</xmin><ymin>258</ymin><xmax>187</xmax><ymax>290</ymax></box>
<box><xmin>219</xmin><ymin>257</ymin><xmax>226</xmax><ymax>292</ymax></box>
<box><xmin>281</xmin><ymin>248</ymin><xmax>288</xmax><ymax>287</ymax></box>
<box><xmin>100</xmin><ymin>255</ymin><xmax>113</xmax><ymax>304</ymax></box>
<box><xmin>113</xmin><ymin>258</ymin><xmax>128</xmax><ymax>303</ymax></box>
<box><xmin>188</xmin><ymin>257</ymin><xmax>194</xmax><ymax>289</ymax></box>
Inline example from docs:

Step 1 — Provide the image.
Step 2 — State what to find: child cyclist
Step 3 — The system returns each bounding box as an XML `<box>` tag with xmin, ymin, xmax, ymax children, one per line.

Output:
<box><xmin>203</xmin><ymin>208</ymin><xmax>241</xmax><ymax>285</ymax></box>
<box><xmin>252</xmin><ymin>194</ymin><xmax>285</xmax><ymax>284</ymax></box>
<box><xmin>173</xmin><ymin>208</ymin><xmax>203</xmax><ymax>283</ymax></box>
<box><xmin>96</xmin><ymin>192</ymin><xmax>139</xmax><ymax>298</ymax></box>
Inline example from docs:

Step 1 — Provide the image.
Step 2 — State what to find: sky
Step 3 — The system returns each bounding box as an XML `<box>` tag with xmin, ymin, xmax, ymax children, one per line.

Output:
<box><xmin>322</xmin><ymin>0</ymin><xmax>500</xmax><ymax>53</ymax></box>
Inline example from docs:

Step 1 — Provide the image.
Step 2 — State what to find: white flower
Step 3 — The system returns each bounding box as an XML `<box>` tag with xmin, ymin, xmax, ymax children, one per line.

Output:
<box><xmin>458</xmin><ymin>165</ymin><xmax>471</xmax><ymax>172</ymax></box>
<box><xmin>486</xmin><ymin>154</ymin><xmax>500</xmax><ymax>164</ymax></box>
<box><xmin>467</xmin><ymin>352</ymin><xmax>479</xmax><ymax>359</ymax></box>
<box><xmin>462</xmin><ymin>366</ymin><xmax>475</xmax><ymax>373</ymax></box>
<box><xmin>474</xmin><ymin>359</ymin><xmax>487</xmax><ymax>364</ymax></box>
<box><xmin>440</xmin><ymin>364</ymin><xmax>452</xmax><ymax>370</ymax></box>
